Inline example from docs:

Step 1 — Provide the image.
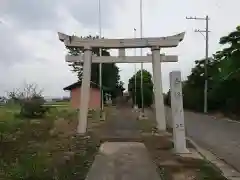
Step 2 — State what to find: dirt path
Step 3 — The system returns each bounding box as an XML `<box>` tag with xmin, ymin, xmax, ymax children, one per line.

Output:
<box><xmin>101</xmin><ymin>105</ymin><xmax>141</xmax><ymax>142</ymax></box>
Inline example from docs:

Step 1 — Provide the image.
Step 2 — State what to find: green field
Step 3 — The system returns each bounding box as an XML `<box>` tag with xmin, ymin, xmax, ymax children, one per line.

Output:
<box><xmin>43</xmin><ymin>101</ymin><xmax>71</xmax><ymax>107</ymax></box>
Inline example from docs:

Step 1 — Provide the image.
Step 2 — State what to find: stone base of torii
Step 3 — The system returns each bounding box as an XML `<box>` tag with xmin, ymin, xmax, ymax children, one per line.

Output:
<box><xmin>58</xmin><ymin>32</ymin><xmax>189</xmax><ymax>154</ymax></box>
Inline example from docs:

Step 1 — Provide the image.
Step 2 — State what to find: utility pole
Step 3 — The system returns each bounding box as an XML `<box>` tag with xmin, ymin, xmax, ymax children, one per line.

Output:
<box><xmin>186</xmin><ymin>15</ymin><xmax>210</xmax><ymax>113</ymax></box>
<box><xmin>99</xmin><ymin>0</ymin><xmax>104</xmax><ymax>118</ymax></box>
<box><xmin>134</xmin><ymin>28</ymin><xmax>138</xmax><ymax>110</ymax></box>
<box><xmin>140</xmin><ymin>0</ymin><xmax>145</xmax><ymax>117</ymax></box>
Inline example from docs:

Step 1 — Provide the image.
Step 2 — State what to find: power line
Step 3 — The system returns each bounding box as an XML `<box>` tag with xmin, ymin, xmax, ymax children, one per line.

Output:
<box><xmin>186</xmin><ymin>15</ymin><xmax>210</xmax><ymax>113</ymax></box>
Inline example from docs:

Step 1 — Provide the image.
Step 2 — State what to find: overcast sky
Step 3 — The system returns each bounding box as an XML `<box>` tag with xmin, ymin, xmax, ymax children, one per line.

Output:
<box><xmin>0</xmin><ymin>0</ymin><xmax>239</xmax><ymax>98</ymax></box>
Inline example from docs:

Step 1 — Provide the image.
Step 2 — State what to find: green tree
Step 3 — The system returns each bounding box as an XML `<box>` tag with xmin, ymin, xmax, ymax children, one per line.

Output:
<box><xmin>180</xmin><ymin>26</ymin><xmax>240</xmax><ymax>116</ymax></box>
<box><xmin>208</xmin><ymin>26</ymin><xmax>240</xmax><ymax>114</ymax></box>
<box><xmin>214</xmin><ymin>26</ymin><xmax>240</xmax><ymax>79</ymax></box>
<box><xmin>128</xmin><ymin>70</ymin><xmax>154</xmax><ymax>107</ymax></box>
<box><xmin>66</xmin><ymin>35</ymin><xmax>124</xmax><ymax>98</ymax></box>
<box><xmin>181</xmin><ymin>58</ymin><xmax>220</xmax><ymax>111</ymax></box>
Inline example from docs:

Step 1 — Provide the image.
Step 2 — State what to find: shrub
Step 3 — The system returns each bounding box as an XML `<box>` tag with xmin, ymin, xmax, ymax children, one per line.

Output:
<box><xmin>19</xmin><ymin>95</ymin><xmax>49</xmax><ymax>118</ymax></box>
<box><xmin>7</xmin><ymin>83</ymin><xmax>49</xmax><ymax>119</ymax></box>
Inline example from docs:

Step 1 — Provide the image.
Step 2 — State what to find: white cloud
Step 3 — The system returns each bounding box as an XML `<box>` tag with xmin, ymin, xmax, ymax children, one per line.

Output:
<box><xmin>0</xmin><ymin>0</ymin><xmax>239</xmax><ymax>97</ymax></box>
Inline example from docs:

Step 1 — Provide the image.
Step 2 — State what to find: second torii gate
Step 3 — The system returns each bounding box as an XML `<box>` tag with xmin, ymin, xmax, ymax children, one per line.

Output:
<box><xmin>58</xmin><ymin>32</ymin><xmax>185</xmax><ymax>134</ymax></box>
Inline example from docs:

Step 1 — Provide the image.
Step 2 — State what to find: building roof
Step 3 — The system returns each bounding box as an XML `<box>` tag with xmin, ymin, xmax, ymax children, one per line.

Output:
<box><xmin>63</xmin><ymin>81</ymin><xmax>112</xmax><ymax>91</ymax></box>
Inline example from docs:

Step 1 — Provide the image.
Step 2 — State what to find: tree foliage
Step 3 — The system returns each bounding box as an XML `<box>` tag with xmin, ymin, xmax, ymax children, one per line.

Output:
<box><xmin>66</xmin><ymin>35</ymin><xmax>124</xmax><ymax>98</ymax></box>
<box><xmin>128</xmin><ymin>69</ymin><xmax>154</xmax><ymax>107</ymax></box>
<box><xmin>167</xmin><ymin>26</ymin><xmax>240</xmax><ymax>116</ymax></box>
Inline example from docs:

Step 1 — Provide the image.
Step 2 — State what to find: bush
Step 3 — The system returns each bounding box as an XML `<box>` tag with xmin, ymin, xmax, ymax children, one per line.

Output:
<box><xmin>7</xmin><ymin>83</ymin><xmax>49</xmax><ymax>119</ymax></box>
<box><xmin>19</xmin><ymin>95</ymin><xmax>49</xmax><ymax>118</ymax></box>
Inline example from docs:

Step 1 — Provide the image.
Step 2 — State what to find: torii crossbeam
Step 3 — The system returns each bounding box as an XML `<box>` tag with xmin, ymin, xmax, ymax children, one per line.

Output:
<box><xmin>58</xmin><ymin>32</ymin><xmax>185</xmax><ymax>48</ymax></box>
<box><xmin>58</xmin><ymin>32</ymin><xmax>185</xmax><ymax>134</ymax></box>
<box><xmin>65</xmin><ymin>54</ymin><xmax>178</xmax><ymax>63</ymax></box>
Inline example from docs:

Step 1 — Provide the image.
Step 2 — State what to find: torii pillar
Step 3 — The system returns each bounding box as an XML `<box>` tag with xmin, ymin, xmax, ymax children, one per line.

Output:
<box><xmin>152</xmin><ymin>47</ymin><xmax>166</xmax><ymax>131</ymax></box>
<box><xmin>78</xmin><ymin>47</ymin><xmax>92</xmax><ymax>134</ymax></box>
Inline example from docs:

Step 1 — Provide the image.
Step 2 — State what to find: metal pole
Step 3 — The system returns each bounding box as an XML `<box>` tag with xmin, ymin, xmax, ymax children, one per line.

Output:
<box><xmin>98</xmin><ymin>0</ymin><xmax>103</xmax><ymax>116</ymax></box>
<box><xmin>134</xmin><ymin>28</ymin><xmax>137</xmax><ymax>109</ymax></box>
<box><xmin>204</xmin><ymin>15</ymin><xmax>209</xmax><ymax>113</ymax></box>
<box><xmin>140</xmin><ymin>0</ymin><xmax>144</xmax><ymax>115</ymax></box>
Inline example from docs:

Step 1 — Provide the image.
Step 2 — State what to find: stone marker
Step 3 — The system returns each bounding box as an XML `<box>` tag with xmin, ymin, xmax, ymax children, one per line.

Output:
<box><xmin>170</xmin><ymin>71</ymin><xmax>189</xmax><ymax>154</ymax></box>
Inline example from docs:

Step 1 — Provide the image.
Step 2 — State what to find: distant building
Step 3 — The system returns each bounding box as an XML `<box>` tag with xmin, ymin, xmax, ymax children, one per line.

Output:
<box><xmin>64</xmin><ymin>81</ymin><xmax>113</xmax><ymax>109</ymax></box>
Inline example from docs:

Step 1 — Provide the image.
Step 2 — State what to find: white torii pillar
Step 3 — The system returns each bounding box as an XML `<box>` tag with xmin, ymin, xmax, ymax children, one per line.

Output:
<box><xmin>152</xmin><ymin>47</ymin><xmax>166</xmax><ymax>131</ymax></box>
<box><xmin>78</xmin><ymin>47</ymin><xmax>92</xmax><ymax>134</ymax></box>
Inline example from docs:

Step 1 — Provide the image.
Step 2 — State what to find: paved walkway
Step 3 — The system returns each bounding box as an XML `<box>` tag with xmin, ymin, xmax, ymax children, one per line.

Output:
<box><xmin>86</xmin><ymin>106</ymin><xmax>161</xmax><ymax>180</ymax></box>
<box><xmin>165</xmin><ymin>107</ymin><xmax>240</xmax><ymax>172</ymax></box>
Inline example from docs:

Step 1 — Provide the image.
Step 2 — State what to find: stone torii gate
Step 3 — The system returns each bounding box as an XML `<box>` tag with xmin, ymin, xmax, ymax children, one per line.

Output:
<box><xmin>58</xmin><ymin>32</ymin><xmax>185</xmax><ymax>134</ymax></box>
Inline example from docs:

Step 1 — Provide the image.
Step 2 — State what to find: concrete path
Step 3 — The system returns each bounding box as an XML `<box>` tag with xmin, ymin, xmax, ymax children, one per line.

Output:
<box><xmin>165</xmin><ymin>107</ymin><xmax>240</xmax><ymax>172</ymax></box>
<box><xmin>85</xmin><ymin>142</ymin><xmax>161</xmax><ymax>180</ymax></box>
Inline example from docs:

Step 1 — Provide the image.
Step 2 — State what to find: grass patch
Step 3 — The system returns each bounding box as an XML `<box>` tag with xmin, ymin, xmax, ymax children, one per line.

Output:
<box><xmin>0</xmin><ymin>104</ymin><xmax>20</xmax><ymax>121</ymax></box>
<box><xmin>0</xmin><ymin>105</ymin><xmax>103</xmax><ymax>180</ymax></box>
<box><xmin>1</xmin><ymin>132</ymin><xmax>101</xmax><ymax>180</ymax></box>
<box><xmin>137</xmin><ymin>118</ymin><xmax>158</xmax><ymax>134</ymax></box>
<box><xmin>197</xmin><ymin>160</ymin><xmax>227</xmax><ymax>180</ymax></box>
<box><xmin>43</xmin><ymin>101</ymin><xmax>71</xmax><ymax>107</ymax></box>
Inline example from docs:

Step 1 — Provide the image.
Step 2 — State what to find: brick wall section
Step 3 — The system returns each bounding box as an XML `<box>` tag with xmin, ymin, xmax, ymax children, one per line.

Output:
<box><xmin>70</xmin><ymin>87</ymin><xmax>101</xmax><ymax>109</ymax></box>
